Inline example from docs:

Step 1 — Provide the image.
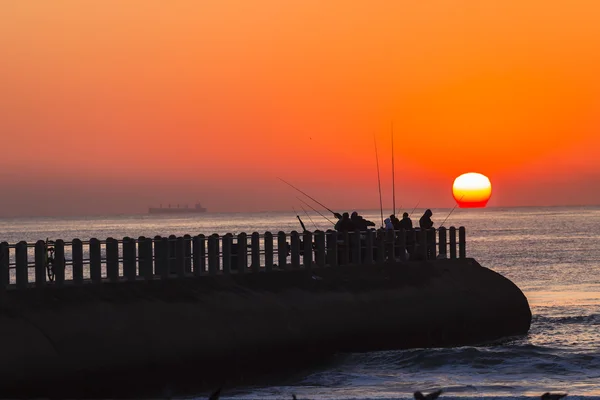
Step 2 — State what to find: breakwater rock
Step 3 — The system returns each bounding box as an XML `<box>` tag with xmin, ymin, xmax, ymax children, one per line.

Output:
<box><xmin>0</xmin><ymin>258</ymin><xmax>531</xmax><ymax>397</ymax></box>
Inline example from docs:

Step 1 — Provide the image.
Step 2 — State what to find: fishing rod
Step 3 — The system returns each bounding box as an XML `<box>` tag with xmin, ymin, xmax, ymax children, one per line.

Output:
<box><xmin>395</xmin><ymin>204</ymin><xmax>403</xmax><ymax>216</ymax></box>
<box><xmin>374</xmin><ymin>133</ymin><xmax>385</xmax><ymax>229</ymax></box>
<box><xmin>409</xmin><ymin>200</ymin><xmax>420</xmax><ymax>217</ymax></box>
<box><xmin>298</xmin><ymin>204</ymin><xmax>318</xmax><ymax>230</ymax></box>
<box><xmin>391</xmin><ymin>120</ymin><xmax>396</xmax><ymax>217</ymax></box>
<box><xmin>297</xmin><ymin>196</ymin><xmax>335</xmax><ymax>225</ymax></box>
<box><xmin>278</xmin><ymin>177</ymin><xmax>340</xmax><ymax>218</ymax></box>
<box><xmin>292</xmin><ymin>206</ymin><xmax>308</xmax><ymax>232</ymax></box>
<box><xmin>439</xmin><ymin>195</ymin><xmax>464</xmax><ymax>228</ymax></box>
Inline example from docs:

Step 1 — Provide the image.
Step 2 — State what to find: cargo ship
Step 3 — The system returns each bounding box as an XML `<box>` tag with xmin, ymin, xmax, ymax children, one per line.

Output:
<box><xmin>148</xmin><ymin>203</ymin><xmax>207</xmax><ymax>214</ymax></box>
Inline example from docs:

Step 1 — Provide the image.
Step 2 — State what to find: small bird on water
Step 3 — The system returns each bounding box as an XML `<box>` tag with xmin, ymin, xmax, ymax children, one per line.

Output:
<box><xmin>541</xmin><ymin>393</ymin><xmax>568</xmax><ymax>400</ymax></box>
<box><xmin>414</xmin><ymin>389</ymin><xmax>443</xmax><ymax>400</ymax></box>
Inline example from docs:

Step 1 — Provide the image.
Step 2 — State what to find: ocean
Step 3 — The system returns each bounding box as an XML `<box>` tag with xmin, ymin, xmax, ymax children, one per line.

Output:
<box><xmin>1</xmin><ymin>206</ymin><xmax>599</xmax><ymax>400</ymax></box>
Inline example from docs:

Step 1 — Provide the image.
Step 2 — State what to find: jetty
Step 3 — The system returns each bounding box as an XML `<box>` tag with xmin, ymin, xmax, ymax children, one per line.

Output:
<box><xmin>0</xmin><ymin>227</ymin><xmax>532</xmax><ymax>398</ymax></box>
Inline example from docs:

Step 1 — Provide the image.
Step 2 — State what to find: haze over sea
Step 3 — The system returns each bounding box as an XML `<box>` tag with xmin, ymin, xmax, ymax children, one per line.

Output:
<box><xmin>1</xmin><ymin>206</ymin><xmax>599</xmax><ymax>400</ymax></box>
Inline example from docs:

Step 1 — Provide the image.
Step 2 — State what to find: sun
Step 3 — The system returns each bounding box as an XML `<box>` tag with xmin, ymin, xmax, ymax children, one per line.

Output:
<box><xmin>452</xmin><ymin>172</ymin><xmax>492</xmax><ymax>208</ymax></box>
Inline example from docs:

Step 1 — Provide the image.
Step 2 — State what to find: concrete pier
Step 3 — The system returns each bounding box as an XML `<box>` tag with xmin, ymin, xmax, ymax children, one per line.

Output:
<box><xmin>0</xmin><ymin>228</ymin><xmax>532</xmax><ymax>398</ymax></box>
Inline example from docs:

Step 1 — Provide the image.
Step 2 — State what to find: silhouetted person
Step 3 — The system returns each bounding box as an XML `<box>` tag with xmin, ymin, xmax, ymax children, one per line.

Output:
<box><xmin>399</xmin><ymin>212</ymin><xmax>413</xmax><ymax>230</ymax></box>
<box><xmin>418</xmin><ymin>209</ymin><xmax>435</xmax><ymax>259</ymax></box>
<box><xmin>414</xmin><ymin>389</ymin><xmax>442</xmax><ymax>400</ymax></box>
<box><xmin>389</xmin><ymin>214</ymin><xmax>401</xmax><ymax>230</ymax></box>
<box><xmin>419</xmin><ymin>209</ymin><xmax>434</xmax><ymax>229</ymax></box>
<box><xmin>541</xmin><ymin>393</ymin><xmax>567</xmax><ymax>400</ymax></box>
<box><xmin>350</xmin><ymin>211</ymin><xmax>375</xmax><ymax>231</ymax></box>
<box><xmin>334</xmin><ymin>212</ymin><xmax>355</xmax><ymax>232</ymax></box>
<box><xmin>399</xmin><ymin>212</ymin><xmax>415</xmax><ymax>258</ymax></box>
<box><xmin>384</xmin><ymin>217</ymin><xmax>394</xmax><ymax>230</ymax></box>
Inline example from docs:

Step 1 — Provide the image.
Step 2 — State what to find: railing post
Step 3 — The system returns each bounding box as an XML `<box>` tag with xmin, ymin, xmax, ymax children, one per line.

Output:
<box><xmin>409</xmin><ymin>229</ymin><xmax>417</xmax><ymax>260</ymax></box>
<box><xmin>351</xmin><ymin>229</ymin><xmax>361</xmax><ymax>265</ymax></box>
<box><xmin>386</xmin><ymin>229</ymin><xmax>396</xmax><ymax>262</ymax></box>
<box><xmin>326</xmin><ymin>231</ymin><xmax>338</xmax><ymax>267</ymax></box>
<box><xmin>222</xmin><ymin>234</ymin><xmax>232</xmax><ymax>275</ymax></box>
<box><xmin>89</xmin><ymin>238</ymin><xmax>102</xmax><ymax>283</ymax></box>
<box><xmin>419</xmin><ymin>229</ymin><xmax>428</xmax><ymax>260</ymax></box>
<box><xmin>106</xmin><ymin>238</ymin><xmax>119</xmax><ymax>283</ymax></box>
<box><xmin>183</xmin><ymin>234</ymin><xmax>192</xmax><ymax>274</ymax></box>
<box><xmin>399</xmin><ymin>228</ymin><xmax>407</xmax><ymax>262</ymax></box>
<box><xmin>251</xmin><ymin>232</ymin><xmax>260</xmax><ymax>273</ymax></box>
<box><xmin>438</xmin><ymin>227</ymin><xmax>447</xmax><ymax>259</ymax></box>
<box><xmin>54</xmin><ymin>239</ymin><xmax>65</xmax><ymax>286</ymax></box>
<box><xmin>123</xmin><ymin>237</ymin><xmax>136</xmax><ymax>281</ymax></box>
<box><xmin>459</xmin><ymin>226</ymin><xmax>466</xmax><ymax>258</ymax></box>
<box><xmin>35</xmin><ymin>240</ymin><xmax>46</xmax><ymax>287</ymax></box>
<box><xmin>152</xmin><ymin>236</ymin><xmax>161</xmax><ymax>275</ymax></box>
<box><xmin>303</xmin><ymin>231</ymin><xmax>313</xmax><ymax>270</ymax></box>
<box><xmin>16</xmin><ymin>241</ymin><xmax>28</xmax><ymax>289</ymax></box>
<box><xmin>175</xmin><ymin>237</ymin><xmax>186</xmax><ymax>278</ymax></box>
<box><xmin>237</xmin><ymin>232</ymin><xmax>248</xmax><ymax>273</ymax></box>
<box><xmin>135</xmin><ymin>236</ymin><xmax>146</xmax><ymax>277</ymax></box>
<box><xmin>168</xmin><ymin>235</ymin><xmax>177</xmax><ymax>274</ymax></box>
<box><xmin>264</xmin><ymin>231</ymin><xmax>274</xmax><ymax>272</ymax></box>
<box><xmin>140</xmin><ymin>237</ymin><xmax>153</xmax><ymax>280</ymax></box>
<box><xmin>137</xmin><ymin>237</ymin><xmax>146</xmax><ymax>279</ymax></box>
<box><xmin>449</xmin><ymin>227</ymin><xmax>457</xmax><ymax>259</ymax></box>
<box><xmin>340</xmin><ymin>231</ymin><xmax>350</xmax><ymax>266</ymax></box>
<box><xmin>290</xmin><ymin>231</ymin><xmax>300</xmax><ymax>268</ymax></box>
<box><xmin>0</xmin><ymin>242</ymin><xmax>8</xmax><ymax>290</ymax></box>
<box><xmin>193</xmin><ymin>234</ymin><xmax>206</xmax><ymax>276</ymax></box>
<box><xmin>376</xmin><ymin>229</ymin><xmax>385</xmax><ymax>263</ymax></box>
<box><xmin>207</xmin><ymin>234</ymin><xmax>219</xmax><ymax>275</ymax></box>
<box><xmin>315</xmin><ymin>231</ymin><xmax>326</xmax><ymax>267</ymax></box>
<box><xmin>429</xmin><ymin>228</ymin><xmax>437</xmax><ymax>259</ymax></box>
<box><xmin>72</xmin><ymin>239</ymin><xmax>83</xmax><ymax>284</ymax></box>
<box><xmin>159</xmin><ymin>237</ymin><xmax>170</xmax><ymax>279</ymax></box>
<box><xmin>364</xmin><ymin>230</ymin><xmax>374</xmax><ymax>264</ymax></box>
<box><xmin>277</xmin><ymin>231</ymin><xmax>288</xmax><ymax>270</ymax></box>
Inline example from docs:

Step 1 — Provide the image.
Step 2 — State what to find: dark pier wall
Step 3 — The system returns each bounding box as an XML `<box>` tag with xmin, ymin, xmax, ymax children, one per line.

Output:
<box><xmin>0</xmin><ymin>258</ymin><xmax>531</xmax><ymax>397</ymax></box>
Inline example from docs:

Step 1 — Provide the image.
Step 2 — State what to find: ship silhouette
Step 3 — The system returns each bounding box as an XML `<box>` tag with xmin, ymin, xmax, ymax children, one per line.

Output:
<box><xmin>148</xmin><ymin>202</ymin><xmax>207</xmax><ymax>214</ymax></box>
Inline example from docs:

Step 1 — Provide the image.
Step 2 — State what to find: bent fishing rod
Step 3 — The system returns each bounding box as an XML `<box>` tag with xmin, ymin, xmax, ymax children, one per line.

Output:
<box><xmin>439</xmin><ymin>195</ymin><xmax>464</xmax><ymax>228</ymax></box>
<box><xmin>391</xmin><ymin>120</ymin><xmax>396</xmax><ymax>217</ymax></box>
<box><xmin>299</xmin><ymin>204</ymin><xmax>318</xmax><ymax>230</ymax></box>
<box><xmin>409</xmin><ymin>200</ymin><xmax>420</xmax><ymax>217</ymax></box>
<box><xmin>292</xmin><ymin>206</ymin><xmax>308</xmax><ymax>232</ymax></box>
<box><xmin>395</xmin><ymin>204</ymin><xmax>403</xmax><ymax>216</ymax></box>
<box><xmin>297</xmin><ymin>196</ymin><xmax>335</xmax><ymax>225</ymax></box>
<box><xmin>374</xmin><ymin>132</ymin><xmax>385</xmax><ymax>229</ymax></box>
<box><xmin>278</xmin><ymin>178</ymin><xmax>340</xmax><ymax>218</ymax></box>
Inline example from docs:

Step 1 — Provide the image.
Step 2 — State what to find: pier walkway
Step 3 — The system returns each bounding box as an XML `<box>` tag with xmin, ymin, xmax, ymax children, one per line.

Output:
<box><xmin>0</xmin><ymin>227</ymin><xmax>466</xmax><ymax>290</ymax></box>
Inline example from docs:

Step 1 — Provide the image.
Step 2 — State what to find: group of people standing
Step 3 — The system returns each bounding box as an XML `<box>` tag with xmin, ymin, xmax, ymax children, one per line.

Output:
<box><xmin>333</xmin><ymin>209</ymin><xmax>434</xmax><ymax>232</ymax></box>
<box><xmin>333</xmin><ymin>211</ymin><xmax>376</xmax><ymax>232</ymax></box>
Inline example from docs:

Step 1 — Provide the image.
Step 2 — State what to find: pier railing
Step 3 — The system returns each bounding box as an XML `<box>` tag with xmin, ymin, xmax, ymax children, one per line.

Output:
<box><xmin>0</xmin><ymin>227</ymin><xmax>466</xmax><ymax>290</ymax></box>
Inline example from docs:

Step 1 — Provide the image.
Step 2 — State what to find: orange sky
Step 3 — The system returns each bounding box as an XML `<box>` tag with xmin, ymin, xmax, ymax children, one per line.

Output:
<box><xmin>1</xmin><ymin>1</ymin><xmax>600</xmax><ymax>216</ymax></box>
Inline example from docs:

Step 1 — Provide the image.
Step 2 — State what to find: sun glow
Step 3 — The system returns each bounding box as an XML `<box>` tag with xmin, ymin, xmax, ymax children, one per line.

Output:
<box><xmin>452</xmin><ymin>173</ymin><xmax>492</xmax><ymax>208</ymax></box>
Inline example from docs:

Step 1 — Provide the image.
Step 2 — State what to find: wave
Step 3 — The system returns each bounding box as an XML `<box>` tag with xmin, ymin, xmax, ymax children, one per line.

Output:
<box><xmin>533</xmin><ymin>314</ymin><xmax>600</xmax><ymax>325</ymax></box>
